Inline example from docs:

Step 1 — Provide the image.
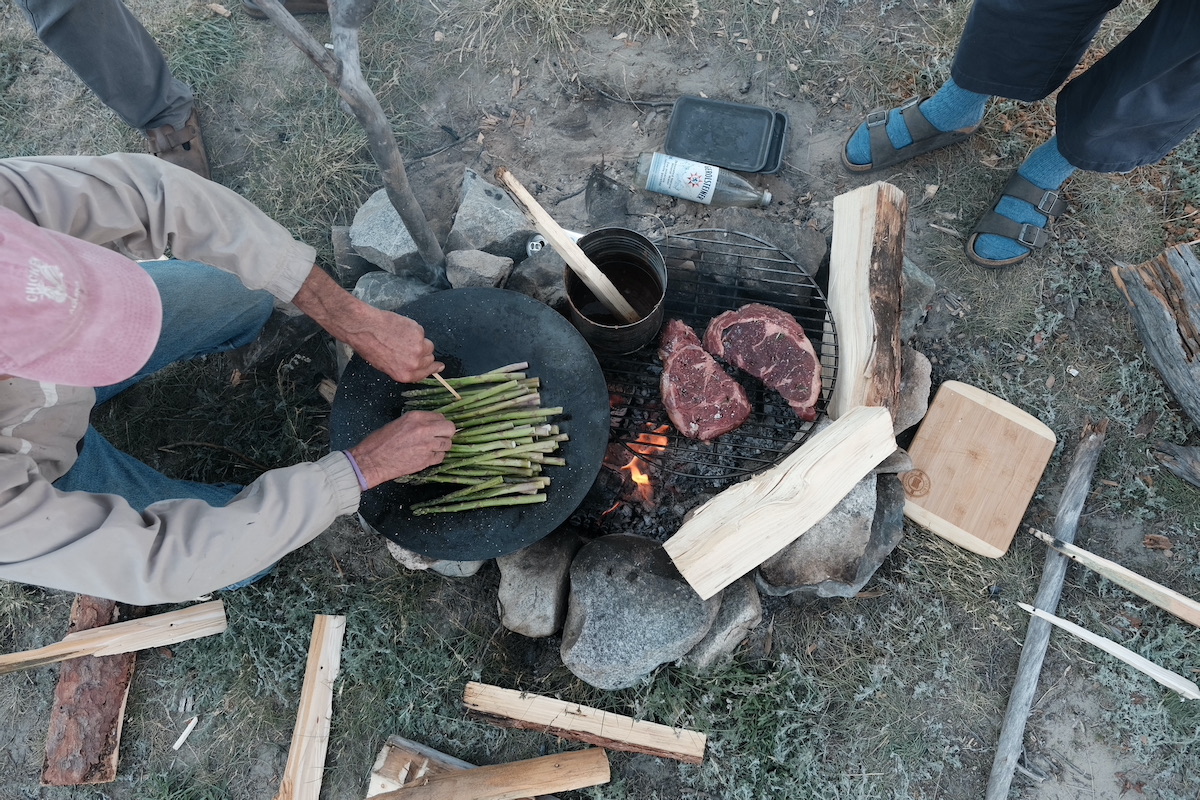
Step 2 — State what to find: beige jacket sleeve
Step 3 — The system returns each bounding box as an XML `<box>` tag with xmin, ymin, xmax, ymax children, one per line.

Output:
<box><xmin>0</xmin><ymin>152</ymin><xmax>316</xmax><ymax>301</ymax></box>
<box><xmin>0</xmin><ymin>154</ymin><xmax>360</xmax><ymax>604</ymax></box>
<box><xmin>0</xmin><ymin>450</ymin><xmax>361</xmax><ymax>605</ymax></box>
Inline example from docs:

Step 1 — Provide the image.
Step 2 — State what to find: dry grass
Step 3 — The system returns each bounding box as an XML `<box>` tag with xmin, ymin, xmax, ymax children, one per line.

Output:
<box><xmin>1</xmin><ymin>1</ymin><xmax>1199</xmax><ymax>799</ymax></box>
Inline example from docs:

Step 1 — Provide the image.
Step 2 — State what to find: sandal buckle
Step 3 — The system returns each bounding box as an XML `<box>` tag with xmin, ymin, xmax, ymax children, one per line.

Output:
<box><xmin>898</xmin><ymin>96</ymin><xmax>920</xmax><ymax>110</ymax></box>
<box><xmin>1017</xmin><ymin>223</ymin><xmax>1047</xmax><ymax>248</ymax></box>
<box><xmin>1035</xmin><ymin>190</ymin><xmax>1061</xmax><ymax>215</ymax></box>
<box><xmin>865</xmin><ymin>110</ymin><xmax>888</xmax><ymax>128</ymax></box>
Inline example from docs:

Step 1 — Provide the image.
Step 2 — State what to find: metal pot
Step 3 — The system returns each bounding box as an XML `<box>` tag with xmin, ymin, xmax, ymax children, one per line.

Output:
<box><xmin>564</xmin><ymin>228</ymin><xmax>667</xmax><ymax>354</ymax></box>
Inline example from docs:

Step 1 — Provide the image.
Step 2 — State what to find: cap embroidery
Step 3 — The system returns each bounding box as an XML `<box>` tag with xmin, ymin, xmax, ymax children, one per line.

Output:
<box><xmin>25</xmin><ymin>257</ymin><xmax>78</xmax><ymax>310</ymax></box>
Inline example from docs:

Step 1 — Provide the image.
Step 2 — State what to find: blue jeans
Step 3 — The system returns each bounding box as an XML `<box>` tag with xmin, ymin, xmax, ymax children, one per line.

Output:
<box><xmin>53</xmin><ymin>260</ymin><xmax>276</xmax><ymax>588</ymax></box>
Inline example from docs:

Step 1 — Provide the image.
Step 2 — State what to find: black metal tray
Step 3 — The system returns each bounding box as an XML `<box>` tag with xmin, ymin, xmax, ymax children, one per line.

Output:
<box><xmin>664</xmin><ymin>96</ymin><xmax>788</xmax><ymax>174</ymax></box>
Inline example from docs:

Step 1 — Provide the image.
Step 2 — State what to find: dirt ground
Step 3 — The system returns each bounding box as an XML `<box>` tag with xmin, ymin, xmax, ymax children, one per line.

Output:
<box><xmin>1</xmin><ymin>1</ymin><xmax>1198</xmax><ymax>799</ymax></box>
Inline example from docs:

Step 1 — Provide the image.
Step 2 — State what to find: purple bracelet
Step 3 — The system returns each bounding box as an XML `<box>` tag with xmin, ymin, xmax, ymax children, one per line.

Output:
<box><xmin>342</xmin><ymin>450</ymin><xmax>369</xmax><ymax>491</ymax></box>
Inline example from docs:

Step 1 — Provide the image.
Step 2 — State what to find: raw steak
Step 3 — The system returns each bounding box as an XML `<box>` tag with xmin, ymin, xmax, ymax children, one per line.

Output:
<box><xmin>659</xmin><ymin>319</ymin><xmax>752</xmax><ymax>441</ymax></box>
<box><xmin>703</xmin><ymin>303</ymin><xmax>822</xmax><ymax>421</ymax></box>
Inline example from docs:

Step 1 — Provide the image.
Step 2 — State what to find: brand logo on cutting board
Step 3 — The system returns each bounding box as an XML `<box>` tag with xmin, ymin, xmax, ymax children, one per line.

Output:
<box><xmin>901</xmin><ymin>469</ymin><xmax>931</xmax><ymax>498</ymax></box>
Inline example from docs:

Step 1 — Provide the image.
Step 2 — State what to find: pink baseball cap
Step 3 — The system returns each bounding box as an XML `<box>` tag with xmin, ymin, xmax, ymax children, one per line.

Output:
<box><xmin>0</xmin><ymin>207</ymin><xmax>163</xmax><ymax>387</ymax></box>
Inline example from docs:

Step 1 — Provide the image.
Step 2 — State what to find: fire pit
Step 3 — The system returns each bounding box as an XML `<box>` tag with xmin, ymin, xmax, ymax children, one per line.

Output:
<box><xmin>603</xmin><ymin>229</ymin><xmax>837</xmax><ymax>482</ymax></box>
<box><xmin>571</xmin><ymin>229</ymin><xmax>838</xmax><ymax>537</ymax></box>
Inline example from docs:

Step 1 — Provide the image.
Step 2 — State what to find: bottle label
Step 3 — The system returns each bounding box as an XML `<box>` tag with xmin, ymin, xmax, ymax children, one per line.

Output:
<box><xmin>644</xmin><ymin>154</ymin><xmax>719</xmax><ymax>205</ymax></box>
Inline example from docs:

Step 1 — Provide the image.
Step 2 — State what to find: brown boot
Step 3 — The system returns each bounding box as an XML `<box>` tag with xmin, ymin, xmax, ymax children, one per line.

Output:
<box><xmin>145</xmin><ymin>109</ymin><xmax>210</xmax><ymax>181</ymax></box>
<box><xmin>241</xmin><ymin>0</ymin><xmax>329</xmax><ymax>19</ymax></box>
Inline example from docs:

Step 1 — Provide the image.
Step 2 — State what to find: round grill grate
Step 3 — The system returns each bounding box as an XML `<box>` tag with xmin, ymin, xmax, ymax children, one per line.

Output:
<box><xmin>598</xmin><ymin>228</ymin><xmax>839</xmax><ymax>482</ymax></box>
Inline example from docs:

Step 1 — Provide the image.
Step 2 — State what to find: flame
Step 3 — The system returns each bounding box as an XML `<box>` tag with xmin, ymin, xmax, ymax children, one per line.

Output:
<box><xmin>621</xmin><ymin>458</ymin><xmax>653</xmax><ymax>504</ymax></box>
<box><xmin>618</xmin><ymin>424</ymin><xmax>670</xmax><ymax>505</ymax></box>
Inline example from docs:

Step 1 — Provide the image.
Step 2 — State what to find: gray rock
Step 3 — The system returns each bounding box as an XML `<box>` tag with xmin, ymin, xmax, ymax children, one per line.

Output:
<box><xmin>901</xmin><ymin>256</ymin><xmax>937</xmax><ymax>340</ymax></box>
<box><xmin>446</xmin><ymin>249</ymin><xmax>514</xmax><ymax>289</ymax></box>
<box><xmin>331</xmin><ymin>225</ymin><xmax>379</xmax><ymax>289</ymax></box>
<box><xmin>503</xmin><ymin>245</ymin><xmax>567</xmax><ymax>310</ymax></box>
<box><xmin>894</xmin><ymin>346</ymin><xmax>932</xmax><ymax>436</ymax></box>
<box><xmin>771</xmin><ymin>474</ymin><xmax>906</xmax><ymax>601</ymax></box>
<box><xmin>561</xmin><ymin>534</ymin><xmax>720</xmax><ymax>690</ymax></box>
<box><xmin>875</xmin><ymin>447</ymin><xmax>915</xmax><ymax>474</ymax></box>
<box><xmin>352</xmin><ymin>270</ymin><xmax>438</xmax><ymax>313</ymax></box>
<box><xmin>349</xmin><ymin>189</ymin><xmax>420</xmax><ymax>276</ymax></box>
<box><xmin>757</xmin><ymin>473</ymin><xmax>878</xmax><ymax>596</ymax></box>
<box><xmin>585</xmin><ymin>169</ymin><xmax>630</xmax><ymax>229</ymax></box>
<box><xmin>449</xmin><ymin>168</ymin><xmax>536</xmax><ymax>262</ymax></box>
<box><xmin>496</xmin><ymin>526</ymin><xmax>586</xmax><ymax>638</ymax></box>
<box><xmin>681</xmin><ymin>577</ymin><xmax>762</xmax><ymax>670</ymax></box>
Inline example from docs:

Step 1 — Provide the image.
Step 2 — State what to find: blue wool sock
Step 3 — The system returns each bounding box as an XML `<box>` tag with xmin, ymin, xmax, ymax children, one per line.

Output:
<box><xmin>973</xmin><ymin>138</ymin><xmax>1077</xmax><ymax>262</ymax></box>
<box><xmin>845</xmin><ymin>78</ymin><xmax>988</xmax><ymax>166</ymax></box>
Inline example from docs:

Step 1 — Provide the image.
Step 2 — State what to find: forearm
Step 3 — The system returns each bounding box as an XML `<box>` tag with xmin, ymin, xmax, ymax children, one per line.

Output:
<box><xmin>290</xmin><ymin>265</ymin><xmax>373</xmax><ymax>343</ymax></box>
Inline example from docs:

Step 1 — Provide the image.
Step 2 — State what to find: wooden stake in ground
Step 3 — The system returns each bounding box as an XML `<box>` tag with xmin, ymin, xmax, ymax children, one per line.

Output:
<box><xmin>985</xmin><ymin>419</ymin><xmax>1108</xmax><ymax>800</ymax></box>
<box><xmin>256</xmin><ymin>0</ymin><xmax>446</xmax><ymax>283</ymax></box>
<box><xmin>463</xmin><ymin>682</ymin><xmax>707</xmax><ymax>764</ymax></box>
<box><xmin>370</xmin><ymin>748</ymin><xmax>610</xmax><ymax>800</ymax></box>
<box><xmin>41</xmin><ymin>597</ymin><xmax>140</xmax><ymax>786</ymax></box>
<box><xmin>1111</xmin><ymin>244</ymin><xmax>1200</xmax><ymax>428</ymax></box>
<box><xmin>664</xmin><ymin>405</ymin><xmax>896</xmax><ymax>600</ymax></box>
<box><xmin>274</xmin><ymin>615</ymin><xmax>346</xmax><ymax>800</ymax></box>
<box><xmin>1016</xmin><ymin>603</ymin><xmax>1200</xmax><ymax>701</ymax></box>
<box><xmin>825</xmin><ymin>181</ymin><xmax>907</xmax><ymax>420</ymax></box>
<box><xmin>1031</xmin><ymin>528</ymin><xmax>1200</xmax><ymax>629</ymax></box>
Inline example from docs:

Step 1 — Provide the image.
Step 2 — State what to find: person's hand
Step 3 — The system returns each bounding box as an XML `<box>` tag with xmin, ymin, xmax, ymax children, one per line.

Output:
<box><xmin>290</xmin><ymin>266</ymin><xmax>443</xmax><ymax>383</ymax></box>
<box><xmin>346</xmin><ymin>304</ymin><xmax>444</xmax><ymax>384</ymax></box>
<box><xmin>347</xmin><ymin>411</ymin><xmax>455</xmax><ymax>488</ymax></box>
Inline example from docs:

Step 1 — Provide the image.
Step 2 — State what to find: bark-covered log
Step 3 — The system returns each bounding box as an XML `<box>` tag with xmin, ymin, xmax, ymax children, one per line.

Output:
<box><xmin>41</xmin><ymin>598</ymin><xmax>141</xmax><ymax>786</ymax></box>
<box><xmin>1111</xmin><ymin>245</ymin><xmax>1200</xmax><ymax>427</ymax></box>
<box><xmin>256</xmin><ymin>0</ymin><xmax>447</xmax><ymax>284</ymax></box>
<box><xmin>1153</xmin><ymin>441</ymin><xmax>1200</xmax><ymax>489</ymax></box>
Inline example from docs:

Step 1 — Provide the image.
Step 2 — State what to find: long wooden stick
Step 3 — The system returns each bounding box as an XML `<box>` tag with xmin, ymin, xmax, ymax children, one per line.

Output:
<box><xmin>1031</xmin><ymin>529</ymin><xmax>1200</xmax><ymax>628</ymax></box>
<box><xmin>463</xmin><ymin>682</ymin><xmax>707</xmax><ymax>764</ymax></box>
<box><xmin>0</xmin><ymin>600</ymin><xmax>226</xmax><ymax>676</ymax></box>
<box><xmin>370</xmin><ymin>749</ymin><xmax>610</xmax><ymax>800</ymax></box>
<box><xmin>1017</xmin><ymin>603</ymin><xmax>1200</xmax><ymax>700</ymax></box>
<box><xmin>256</xmin><ymin>0</ymin><xmax>446</xmax><ymax>281</ymax></box>
<box><xmin>494</xmin><ymin>167</ymin><xmax>639</xmax><ymax>324</ymax></box>
<box><xmin>274</xmin><ymin>615</ymin><xmax>347</xmax><ymax>800</ymax></box>
<box><xmin>985</xmin><ymin>420</ymin><xmax>1108</xmax><ymax>800</ymax></box>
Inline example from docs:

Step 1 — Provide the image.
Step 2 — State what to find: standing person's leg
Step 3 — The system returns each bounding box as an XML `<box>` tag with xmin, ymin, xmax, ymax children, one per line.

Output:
<box><xmin>1055</xmin><ymin>0</ymin><xmax>1200</xmax><ymax>172</ymax></box>
<box><xmin>55</xmin><ymin>260</ymin><xmax>275</xmax><ymax>509</ymax></box>
<box><xmin>968</xmin><ymin>0</ymin><xmax>1200</xmax><ymax>266</ymax></box>
<box><xmin>15</xmin><ymin>0</ymin><xmax>210</xmax><ymax>179</ymax></box>
<box><xmin>842</xmin><ymin>0</ymin><xmax>1121</xmax><ymax>171</ymax></box>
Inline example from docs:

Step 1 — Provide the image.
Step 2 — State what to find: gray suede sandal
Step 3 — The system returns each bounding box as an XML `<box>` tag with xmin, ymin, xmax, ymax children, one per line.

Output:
<box><xmin>841</xmin><ymin>96</ymin><xmax>979</xmax><ymax>174</ymax></box>
<box><xmin>965</xmin><ymin>172</ymin><xmax>1068</xmax><ymax>268</ymax></box>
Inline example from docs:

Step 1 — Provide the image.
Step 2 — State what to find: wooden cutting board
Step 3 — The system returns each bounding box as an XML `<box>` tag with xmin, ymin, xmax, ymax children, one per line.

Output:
<box><xmin>902</xmin><ymin>381</ymin><xmax>1056</xmax><ymax>558</ymax></box>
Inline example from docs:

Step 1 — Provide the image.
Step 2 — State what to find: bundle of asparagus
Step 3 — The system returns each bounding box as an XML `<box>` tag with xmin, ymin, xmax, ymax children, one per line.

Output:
<box><xmin>397</xmin><ymin>362</ymin><xmax>567</xmax><ymax>515</ymax></box>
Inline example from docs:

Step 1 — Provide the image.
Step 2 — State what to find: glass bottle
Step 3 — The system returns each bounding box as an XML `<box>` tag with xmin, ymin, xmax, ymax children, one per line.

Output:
<box><xmin>633</xmin><ymin>152</ymin><xmax>772</xmax><ymax>207</ymax></box>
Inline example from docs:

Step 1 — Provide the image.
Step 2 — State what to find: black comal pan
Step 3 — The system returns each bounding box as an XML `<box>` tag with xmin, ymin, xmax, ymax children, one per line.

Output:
<box><xmin>330</xmin><ymin>288</ymin><xmax>609</xmax><ymax>561</ymax></box>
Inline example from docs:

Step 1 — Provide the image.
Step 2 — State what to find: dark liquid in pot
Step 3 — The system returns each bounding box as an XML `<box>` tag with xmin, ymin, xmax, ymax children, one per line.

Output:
<box><xmin>572</xmin><ymin>260</ymin><xmax>663</xmax><ymax>324</ymax></box>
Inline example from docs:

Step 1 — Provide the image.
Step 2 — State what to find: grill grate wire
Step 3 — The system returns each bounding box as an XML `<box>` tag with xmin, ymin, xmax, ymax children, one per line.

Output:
<box><xmin>597</xmin><ymin>229</ymin><xmax>839</xmax><ymax>483</ymax></box>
